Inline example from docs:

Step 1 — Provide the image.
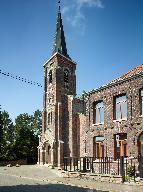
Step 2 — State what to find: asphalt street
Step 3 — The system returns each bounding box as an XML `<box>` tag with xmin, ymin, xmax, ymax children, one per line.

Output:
<box><xmin>0</xmin><ymin>174</ymin><xmax>101</xmax><ymax>192</ymax></box>
<box><xmin>0</xmin><ymin>165</ymin><xmax>106</xmax><ymax>192</ymax></box>
<box><xmin>0</xmin><ymin>165</ymin><xmax>143</xmax><ymax>192</ymax></box>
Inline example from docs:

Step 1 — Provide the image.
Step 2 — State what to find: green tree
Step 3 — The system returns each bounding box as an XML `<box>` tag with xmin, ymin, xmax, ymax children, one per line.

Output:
<box><xmin>0</xmin><ymin>110</ymin><xmax>15</xmax><ymax>160</ymax></box>
<box><xmin>2</xmin><ymin>111</ymin><xmax>14</xmax><ymax>143</ymax></box>
<box><xmin>0</xmin><ymin>109</ymin><xmax>42</xmax><ymax>162</ymax></box>
<box><xmin>14</xmin><ymin>113</ymin><xmax>35</xmax><ymax>162</ymax></box>
<box><xmin>14</xmin><ymin>110</ymin><xmax>42</xmax><ymax>163</ymax></box>
<box><xmin>31</xmin><ymin>110</ymin><xmax>42</xmax><ymax>136</ymax></box>
<box><xmin>80</xmin><ymin>90</ymin><xmax>89</xmax><ymax>101</ymax></box>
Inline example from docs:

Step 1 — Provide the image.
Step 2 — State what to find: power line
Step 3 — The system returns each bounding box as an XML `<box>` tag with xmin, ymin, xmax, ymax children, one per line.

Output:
<box><xmin>0</xmin><ymin>68</ymin><xmax>43</xmax><ymax>88</ymax></box>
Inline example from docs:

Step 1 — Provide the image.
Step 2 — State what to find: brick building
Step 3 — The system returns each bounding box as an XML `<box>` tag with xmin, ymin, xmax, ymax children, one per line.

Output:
<box><xmin>38</xmin><ymin>4</ymin><xmax>143</xmax><ymax>166</ymax></box>
<box><xmin>86</xmin><ymin>64</ymin><xmax>143</xmax><ymax>160</ymax></box>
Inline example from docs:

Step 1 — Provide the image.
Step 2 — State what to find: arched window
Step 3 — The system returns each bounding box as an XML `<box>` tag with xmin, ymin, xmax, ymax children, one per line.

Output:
<box><xmin>64</xmin><ymin>69</ymin><xmax>69</xmax><ymax>83</ymax></box>
<box><xmin>48</xmin><ymin>70</ymin><xmax>52</xmax><ymax>84</ymax></box>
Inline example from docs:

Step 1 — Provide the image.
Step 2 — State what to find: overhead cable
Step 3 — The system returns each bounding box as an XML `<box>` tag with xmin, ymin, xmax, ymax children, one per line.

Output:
<box><xmin>0</xmin><ymin>68</ymin><xmax>42</xmax><ymax>88</ymax></box>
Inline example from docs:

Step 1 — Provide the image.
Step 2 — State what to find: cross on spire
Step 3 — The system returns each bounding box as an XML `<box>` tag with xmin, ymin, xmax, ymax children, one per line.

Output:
<box><xmin>58</xmin><ymin>1</ymin><xmax>61</xmax><ymax>11</ymax></box>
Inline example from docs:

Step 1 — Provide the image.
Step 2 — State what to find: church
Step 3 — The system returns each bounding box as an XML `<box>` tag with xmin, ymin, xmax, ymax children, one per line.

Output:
<box><xmin>38</xmin><ymin>3</ymin><xmax>143</xmax><ymax>167</ymax></box>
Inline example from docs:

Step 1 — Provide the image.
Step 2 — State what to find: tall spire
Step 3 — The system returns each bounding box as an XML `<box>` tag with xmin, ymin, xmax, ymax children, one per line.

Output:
<box><xmin>52</xmin><ymin>1</ymin><xmax>70</xmax><ymax>59</ymax></box>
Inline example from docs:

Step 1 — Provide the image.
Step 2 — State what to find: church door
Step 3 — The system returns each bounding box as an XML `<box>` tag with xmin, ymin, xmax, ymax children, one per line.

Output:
<box><xmin>45</xmin><ymin>144</ymin><xmax>51</xmax><ymax>164</ymax></box>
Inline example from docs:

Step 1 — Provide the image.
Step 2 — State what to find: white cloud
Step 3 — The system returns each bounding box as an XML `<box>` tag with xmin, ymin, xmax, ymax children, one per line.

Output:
<box><xmin>71</xmin><ymin>11</ymin><xmax>85</xmax><ymax>27</ymax></box>
<box><xmin>61</xmin><ymin>0</ymin><xmax>104</xmax><ymax>35</ymax></box>
<box><xmin>61</xmin><ymin>6</ymin><xmax>70</xmax><ymax>15</ymax></box>
<box><xmin>77</xmin><ymin>0</ymin><xmax>104</xmax><ymax>8</ymax></box>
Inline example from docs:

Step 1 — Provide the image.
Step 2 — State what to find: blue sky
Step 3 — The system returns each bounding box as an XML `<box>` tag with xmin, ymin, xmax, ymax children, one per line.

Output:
<box><xmin>0</xmin><ymin>0</ymin><xmax>143</xmax><ymax>122</ymax></box>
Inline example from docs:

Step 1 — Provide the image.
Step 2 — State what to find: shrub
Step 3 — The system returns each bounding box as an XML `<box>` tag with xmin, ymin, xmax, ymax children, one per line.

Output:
<box><xmin>127</xmin><ymin>165</ymin><xmax>135</xmax><ymax>177</ymax></box>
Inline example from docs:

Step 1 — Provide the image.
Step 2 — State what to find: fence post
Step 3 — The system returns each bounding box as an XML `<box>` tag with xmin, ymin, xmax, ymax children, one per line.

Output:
<box><xmin>70</xmin><ymin>158</ymin><xmax>72</xmax><ymax>171</ymax></box>
<box><xmin>100</xmin><ymin>158</ymin><xmax>102</xmax><ymax>174</ymax></box>
<box><xmin>117</xmin><ymin>158</ymin><xmax>120</xmax><ymax>175</ymax></box>
<box><xmin>66</xmin><ymin>158</ymin><xmax>68</xmax><ymax>171</ymax></box>
<box><xmin>80</xmin><ymin>157</ymin><xmax>81</xmax><ymax>172</ymax></box>
<box><xmin>90</xmin><ymin>157</ymin><xmax>94</xmax><ymax>173</ymax></box>
<box><xmin>73</xmin><ymin>158</ymin><xmax>76</xmax><ymax>171</ymax></box>
<box><xmin>120</xmin><ymin>156</ymin><xmax>125</xmax><ymax>182</ymax></box>
<box><xmin>102</xmin><ymin>157</ymin><xmax>104</xmax><ymax>174</ymax></box>
<box><xmin>125</xmin><ymin>158</ymin><xmax>128</xmax><ymax>176</ymax></box>
<box><xmin>64</xmin><ymin>157</ymin><xmax>66</xmax><ymax>171</ymax></box>
<box><xmin>134</xmin><ymin>162</ymin><xmax>136</xmax><ymax>182</ymax></box>
<box><xmin>106</xmin><ymin>157</ymin><xmax>108</xmax><ymax>174</ymax></box>
<box><xmin>99</xmin><ymin>158</ymin><xmax>101</xmax><ymax>174</ymax></box>
<box><xmin>77</xmin><ymin>157</ymin><xmax>79</xmax><ymax>171</ymax></box>
<box><xmin>105</xmin><ymin>156</ymin><xmax>107</xmax><ymax>174</ymax></box>
<box><xmin>87</xmin><ymin>158</ymin><xmax>89</xmax><ymax>170</ymax></box>
<box><xmin>63</xmin><ymin>157</ymin><xmax>65</xmax><ymax>171</ymax></box>
<box><xmin>83</xmin><ymin>157</ymin><xmax>86</xmax><ymax>172</ymax></box>
<box><xmin>109</xmin><ymin>157</ymin><xmax>111</xmax><ymax>174</ymax></box>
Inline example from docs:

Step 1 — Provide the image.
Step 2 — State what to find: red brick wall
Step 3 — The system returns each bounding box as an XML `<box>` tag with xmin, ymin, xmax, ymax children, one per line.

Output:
<box><xmin>86</xmin><ymin>75</ymin><xmax>143</xmax><ymax>158</ymax></box>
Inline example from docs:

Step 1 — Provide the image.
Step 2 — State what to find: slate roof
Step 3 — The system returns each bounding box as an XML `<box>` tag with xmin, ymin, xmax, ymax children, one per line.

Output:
<box><xmin>52</xmin><ymin>4</ymin><xmax>71</xmax><ymax>59</ymax></box>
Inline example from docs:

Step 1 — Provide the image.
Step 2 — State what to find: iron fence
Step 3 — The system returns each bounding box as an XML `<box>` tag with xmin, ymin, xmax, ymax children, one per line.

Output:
<box><xmin>63</xmin><ymin>155</ymin><xmax>143</xmax><ymax>182</ymax></box>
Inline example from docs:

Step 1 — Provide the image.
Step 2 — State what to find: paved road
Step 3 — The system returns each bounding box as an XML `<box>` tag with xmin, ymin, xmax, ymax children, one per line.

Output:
<box><xmin>0</xmin><ymin>165</ymin><xmax>106</xmax><ymax>192</ymax></box>
<box><xmin>0</xmin><ymin>165</ymin><xmax>143</xmax><ymax>192</ymax></box>
<box><xmin>0</xmin><ymin>174</ymin><xmax>100</xmax><ymax>192</ymax></box>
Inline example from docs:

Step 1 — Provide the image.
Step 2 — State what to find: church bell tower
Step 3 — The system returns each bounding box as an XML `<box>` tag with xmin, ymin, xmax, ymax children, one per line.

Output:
<box><xmin>38</xmin><ymin>2</ymin><xmax>77</xmax><ymax>166</ymax></box>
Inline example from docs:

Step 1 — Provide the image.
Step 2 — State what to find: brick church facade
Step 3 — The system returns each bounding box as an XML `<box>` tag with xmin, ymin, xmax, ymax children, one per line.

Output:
<box><xmin>38</xmin><ymin>4</ymin><xmax>143</xmax><ymax>167</ymax></box>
